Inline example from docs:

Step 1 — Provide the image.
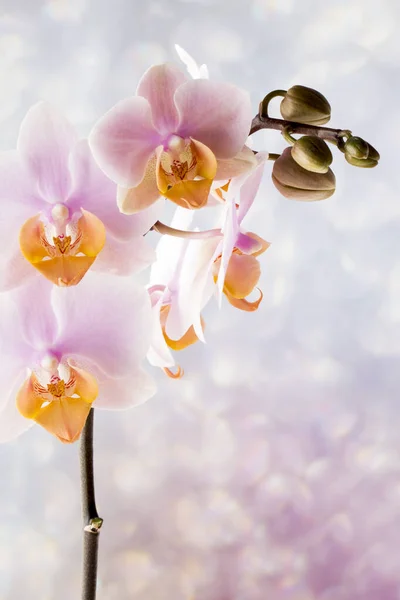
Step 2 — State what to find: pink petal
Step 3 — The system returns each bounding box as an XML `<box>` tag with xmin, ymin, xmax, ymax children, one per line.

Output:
<box><xmin>52</xmin><ymin>272</ymin><xmax>152</xmax><ymax>377</ymax></box>
<box><xmin>0</xmin><ymin>152</ymin><xmax>45</xmax><ymax>291</ymax></box>
<box><xmin>94</xmin><ymin>368</ymin><xmax>156</xmax><ymax>409</ymax></box>
<box><xmin>175</xmin><ymin>79</ymin><xmax>252</xmax><ymax>158</ymax></box>
<box><xmin>0</xmin><ymin>293</ymin><xmax>32</xmax><ymax>367</ymax></box>
<box><xmin>237</xmin><ymin>152</ymin><xmax>268</xmax><ymax>224</ymax></box>
<box><xmin>89</xmin><ymin>96</ymin><xmax>161</xmax><ymax>187</ymax></box>
<box><xmin>116</xmin><ymin>152</ymin><xmax>161</xmax><ymax>215</ymax></box>
<box><xmin>121</xmin><ymin>198</ymin><xmax>165</xmax><ymax>235</ymax></box>
<box><xmin>0</xmin><ymin>242</ymin><xmax>37</xmax><ymax>292</ymax></box>
<box><xmin>68</xmin><ymin>139</ymin><xmax>143</xmax><ymax>241</ymax></box>
<box><xmin>17</xmin><ymin>102</ymin><xmax>77</xmax><ymax>202</ymax></box>
<box><xmin>12</xmin><ymin>276</ymin><xmax>57</xmax><ymax>351</ymax></box>
<box><xmin>0</xmin><ymin>150</ymin><xmax>43</xmax><ymax>216</ymax></box>
<box><xmin>214</xmin><ymin>145</ymin><xmax>258</xmax><ymax>181</ymax></box>
<box><xmin>137</xmin><ymin>63</ymin><xmax>188</xmax><ymax>136</ymax></box>
<box><xmin>0</xmin><ymin>370</ymin><xmax>35</xmax><ymax>443</ymax></box>
<box><xmin>93</xmin><ymin>232</ymin><xmax>155</xmax><ymax>276</ymax></box>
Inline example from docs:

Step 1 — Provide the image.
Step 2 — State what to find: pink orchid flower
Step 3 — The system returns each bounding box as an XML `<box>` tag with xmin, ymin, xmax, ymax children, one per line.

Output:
<box><xmin>147</xmin><ymin>209</ymin><xmax>217</xmax><ymax>378</ymax></box>
<box><xmin>0</xmin><ymin>102</ymin><xmax>157</xmax><ymax>290</ymax></box>
<box><xmin>0</xmin><ymin>273</ymin><xmax>155</xmax><ymax>443</ymax></box>
<box><xmin>89</xmin><ymin>63</ymin><xmax>253</xmax><ymax>214</ymax></box>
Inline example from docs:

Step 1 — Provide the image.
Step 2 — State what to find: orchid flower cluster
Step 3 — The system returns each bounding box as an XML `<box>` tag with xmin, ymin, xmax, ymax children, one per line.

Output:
<box><xmin>0</xmin><ymin>48</ymin><xmax>379</xmax><ymax>447</ymax></box>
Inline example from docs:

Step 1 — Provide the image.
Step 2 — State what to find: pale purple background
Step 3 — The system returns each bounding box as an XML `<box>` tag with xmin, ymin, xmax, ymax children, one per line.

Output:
<box><xmin>0</xmin><ymin>1</ymin><xmax>399</xmax><ymax>598</ymax></box>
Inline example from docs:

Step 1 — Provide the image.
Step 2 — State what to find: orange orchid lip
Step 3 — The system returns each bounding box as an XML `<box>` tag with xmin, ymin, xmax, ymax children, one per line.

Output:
<box><xmin>156</xmin><ymin>137</ymin><xmax>217</xmax><ymax>210</ymax></box>
<box><xmin>16</xmin><ymin>362</ymin><xmax>98</xmax><ymax>443</ymax></box>
<box><xmin>19</xmin><ymin>208</ymin><xmax>106</xmax><ymax>286</ymax></box>
<box><xmin>213</xmin><ymin>231</ymin><xmax>270</xmax><ymax>311</ymax></box>
<box><xmin>158</xmin><ymin>304</ymin><xmax>205</xmax><ymax>379</ymax></box>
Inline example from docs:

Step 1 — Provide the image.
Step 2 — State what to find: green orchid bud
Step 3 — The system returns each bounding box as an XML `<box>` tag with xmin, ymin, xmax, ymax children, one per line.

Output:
<box><xmin>344</xmin><ymin>137</ymin><xmax>380</xmax><ymax>168</ymax></box>
<box><xmin>272</xmin><ymin>148</ymin><xmax>336</xmax><ymax>201</ymax></box>
<box><xmin>280</xmin><ymin>85</ymin><xmax>331</xmax><ymax>125</ymax></box>
<box><xmin>291</xmin><ymin>136</ymin><xmax>333</xmax><ymax>174</ymax></box>
<box><xmin>343</xmin><ymin>136</ymin><xmax>369</xmax><ymax>159</ymax></box>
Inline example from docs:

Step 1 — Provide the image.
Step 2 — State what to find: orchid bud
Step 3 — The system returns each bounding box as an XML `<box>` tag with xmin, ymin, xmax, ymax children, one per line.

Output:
<box><xmin>343</xmin><ymin>136</ymin><xmax>369</xmax><ymax>160</ymax></box>
<box><xmin>291</xmin><ymin>136</ymin><xmax>333</xmax><ymax>174</ymax></box>
<box><xmin>344</xmin><ymin>136</ymin><xmax>380</xmax><ymax>168</ymax></box>
<box><xmin>280</xmin><ymin>85</ymin><xmax>331</xmax><ymax>125</ymax></box>
<box><xmin>272</xmin><ymin>148</ymin><xmax>336</xmax><ymax>201</ymax></box>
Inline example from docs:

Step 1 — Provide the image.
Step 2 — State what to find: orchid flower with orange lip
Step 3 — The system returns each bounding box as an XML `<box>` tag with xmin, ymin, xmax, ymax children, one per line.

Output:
<box><xmin>0</xmin><ymin>273</ymin><xmax>155</xmax><ymax>444</ymax></box>
<box><xmin>165</xmin><ymin>152</ymin><xmax>270</xmax><ymax>319</ymax></box>
<box><xmin>0</xmin><ymin>102</ymin><xmax>158</xmax><ymax>290</ymax></box>
<box><xmin>212</xmin><ymin>152</ymin><xmax>271</xmax><ymax>311</ymax></box>
<box><xmin>88</xmin><ymin>62</ymin><xmax>253</xmax><ymax>214</ymax></box>
<box><xmin>147</xmin><ymin>209</ymin><xmax>217</xmax><ymax>378</ymax></box>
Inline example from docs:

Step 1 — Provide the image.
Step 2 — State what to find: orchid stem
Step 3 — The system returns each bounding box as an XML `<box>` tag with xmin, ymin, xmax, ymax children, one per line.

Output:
<box><xmin>80</xmin><ymin>409</ymin><xmax>103</xmax><ymax>600</ymax></box>
<box><xmin>152</xmin><ymin>220</ymin><xmax>221</xmax><ymax>239</ymax></box>
<box><xmin>249</xmin><ymin>113</ymin><xmax>351</xmax><ymax>144</ymax></box>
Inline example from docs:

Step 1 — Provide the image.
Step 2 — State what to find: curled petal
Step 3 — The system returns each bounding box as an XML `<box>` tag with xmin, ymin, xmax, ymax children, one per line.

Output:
<box><xmin>147</xmin><ymin>295</ymin><xmax>175</xmax><ymax>369</ymax></box>
<box><xmin>163</xmin><ymin>366</ymin><xmax>183</xmax><ymax>379</ymax></box>
<box><xmin>163</xmin><ymin>324</ymin><xmax>202</xmax><ymax>351</ymax></box>
<box><xmin>236</xmin><ymin>231</ymin><xmax>271</xmax><ymax>256</ymax></box>
<box><xmin>225</xmin><ymin>288</ymin><xmax>264</xmax><ymax>311</ymax></box>
<box><xmin>117</xmin><ymin>152</ymin><xmax>161</xmax><ymax>215</ymax></box>
<box><xmin>89</xmin><ymin>96</ymin><xmax>160</xmax><ymax>187</ymax></box>
<box><xmin>164</xmin><ymin>178</ymin><xmax>212</xmax><ymax>209</ymax></box>
<box><xmin>17</xmin><ymin>102</ymin><xmax>77</xmax><ymax>202</ymax></box>
<box><xmin>137</xmin><ymin>63</ymin><xmax>188</xmax><ymax>135</ymax></box>
<box><xmin>161</xmin><ymin>305</ymin><xmax>204</xmax><ymax>351</ymax></box>
<box><xmin>175</xmin><ymin>79</ymin><xmax>252</xmax><ymax>158</ymax></box>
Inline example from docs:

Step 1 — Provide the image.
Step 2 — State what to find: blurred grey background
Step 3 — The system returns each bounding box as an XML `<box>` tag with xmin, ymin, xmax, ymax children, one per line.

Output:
<box><xmin>0</xmin><ymin>0</ymin><xmax>399</xmax><ymax>598</ymax></box>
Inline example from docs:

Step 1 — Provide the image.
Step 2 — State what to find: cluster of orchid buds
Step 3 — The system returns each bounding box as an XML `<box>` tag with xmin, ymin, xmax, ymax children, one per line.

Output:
<box><xmin>254</xmin><ymin>84</ymin><xmax>380</xmax><ymax>200</ymax></box>
<box><xmin>0</xmin><ymin>47</ymin><xmax>379</xmax><ymax>446</ymax></box>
